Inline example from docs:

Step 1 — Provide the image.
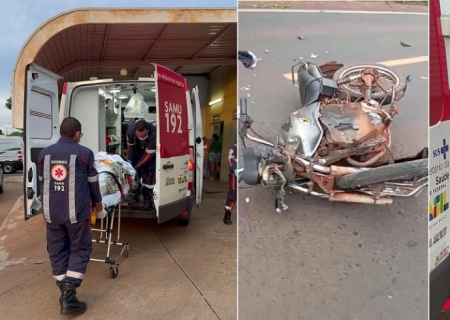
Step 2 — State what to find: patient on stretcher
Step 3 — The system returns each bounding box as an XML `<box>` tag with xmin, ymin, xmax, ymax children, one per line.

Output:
<box><xmin>93</xmin><ymin>152</ymin><xmax>136</xmax><ymax>219</ymax></box>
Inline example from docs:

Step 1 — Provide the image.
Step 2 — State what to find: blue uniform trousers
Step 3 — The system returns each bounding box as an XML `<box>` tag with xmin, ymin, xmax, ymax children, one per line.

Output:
<box><xmin>46</xmin><ymin>218</ymin><xmax>93</xmax><ymax>287</ymax></box>
<box><xmin>132</xmin><ymin>156</ymin><xmax>155</xmax><ymax>200</ymax></box>
<box><xmin>225</xmin><ymin>172</ymin><xmax>237</xmax><ymax>211</ymax></box>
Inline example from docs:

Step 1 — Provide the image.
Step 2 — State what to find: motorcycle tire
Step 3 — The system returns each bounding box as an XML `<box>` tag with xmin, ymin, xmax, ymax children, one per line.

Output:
<box><xmin>335</xmin><ymin>158</ymin><xmax>428</xmax><ymax>190</ymax></box>
<box><xmin>333</xmin><ymin>63</ymin><xmax>408</xmax><ymax>106</ymax></box>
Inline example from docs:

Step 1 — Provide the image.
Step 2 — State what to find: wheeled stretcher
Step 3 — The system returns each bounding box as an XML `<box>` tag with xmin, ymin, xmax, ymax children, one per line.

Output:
<box><xmin>89</xmin><ymin>152</ymin><xmax>136</xmax><ymax>278</ymax></box>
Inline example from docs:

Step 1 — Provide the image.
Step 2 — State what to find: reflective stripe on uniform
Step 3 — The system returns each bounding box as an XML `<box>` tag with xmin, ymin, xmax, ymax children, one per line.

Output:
<box><xmin>43</xmin><ymin>155</ymin><xmax>52</xmax><ymax>223</ymax></box>
<box><xmin>128</xmin><ymin>142</ymin><xmax>135</xmax><ymax>146</ymax></box>
<box><xmin>66</xmin><ymin>270</ymin><xmax>84</xmax><ymax>279</ymax></box>
<box><xmin>142</xmin><ymin>183</ymin><xmax>155</xmax><ymax>189</ymax></box>
<box><xmin>38</xmin><ymin>176</ymin><xmax>43</xmax><ymax>181</ymax></box>
<box><xmin>225</xmin><ymin>206</ymin><xmax>233</xmax><ymax>210</ymax></box>
<box><xmin>53</xmin><ymin>274</ymin><xmax>66</xmax><ymax>281</ymax></box>
<box><xmin>146</xmin><ymin>149</ymin><xmax>156</xmax><ymax>153</ymax></box>
<box><xmin>68</xmin><ymin>154</ymin><xmax>77</xmax><ymax>224</ymax></box>
<box><xmin>87</xmin><ymin>174</ymin><xmax>98</xmax><ymax>183</ymax></box>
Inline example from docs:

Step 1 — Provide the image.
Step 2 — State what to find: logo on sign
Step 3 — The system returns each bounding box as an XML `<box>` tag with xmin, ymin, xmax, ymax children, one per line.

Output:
<box><xmin>430</xmin><ymin>226</ymin><xmax>448</xmax><ymax>248</ymax></box>
<box><xmin>436</xmin><ymin>245</ymin><xmax>450</xmax><ymax>266</ymax></box>
<box><xmin>165</xmin><ymin>177</ymin><xmax>175</xmax><ymax>186</ymax></box>
<box><xmin>178</xmin><ymin>176</ymin><xmax>187</xmax><ymax>184</ymax></box>
<box><xmin>178</xmin><ymin>187</ymin><xmax>186</xmax><ymax>193</ymax></box>
<box><xmin>429</xmin><ymin>191</ymin><xmax>450</xmax><ymax>221</ymax></box>
<box><xmin>164</xmin><ymin>101</ymin><xmax>183</xmax><ymax>134</ymax></box>
<box><xmin>434</xmin><ymin>172</ymin><xmax>450</xmax><ymax>195</ymax></box>
<box><xmin>51</xmin><ymin>164</ymin><xmax>67</xmax><ymax>182</ymax></box>
<box><xmin>433</xmin><ymin>139</ymin><xmax>449</xmax><ymax>160</ymax></box>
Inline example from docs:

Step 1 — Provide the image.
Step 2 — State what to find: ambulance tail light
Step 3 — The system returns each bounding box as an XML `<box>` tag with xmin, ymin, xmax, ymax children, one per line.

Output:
<box><xmin>18</xmin><ymin>150</ymin><xmax>22</xmax><ymax>161</ymax></box>
<box><xmin>160</xmin><ymin>144</ymin><xmax>169</xmax><ymax>158</ymax></box>
<box><xmin>188</xmin><ymin>146</ymin><xmax>195</xmax><ymax>191</ymax></box>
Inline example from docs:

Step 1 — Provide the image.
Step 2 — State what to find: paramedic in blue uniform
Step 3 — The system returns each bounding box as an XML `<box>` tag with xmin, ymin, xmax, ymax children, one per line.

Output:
<box><xmin>126</xmin><ymin>119</ymin><xmax>157</xmax><ymax>209</ymax></box>
<box><xmin>224</xmin><ymin>142</ymin><xmax>238</xmax><ymax>225</ymax></box>
<box><xmin>38</xmin><ymin>117</ymin><xmax>105</xmax><ymax>315</ymax></box>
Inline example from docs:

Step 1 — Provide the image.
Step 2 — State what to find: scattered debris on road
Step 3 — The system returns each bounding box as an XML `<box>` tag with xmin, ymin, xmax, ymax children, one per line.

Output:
<box><xmin>400</xmin><ymin>41</ymin><xmax>412</xmax><ymax>47</ymax></box>
<box><xmin>297</xmin><ymin>36</ymin><xmax>305</xmax><ymax>40</ymax></box>
<box><xmin>238</xmin><ymin>51</ymin><xmax>260</xmax><ymax>69</ymax></box>
<box><xmin>310</xmin><ymin>53</ymin><xmax>319</xmax><ymax>58</ymax></box>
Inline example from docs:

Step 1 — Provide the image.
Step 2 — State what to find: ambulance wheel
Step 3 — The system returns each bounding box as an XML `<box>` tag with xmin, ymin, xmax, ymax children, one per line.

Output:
<box><xmin>110</xmin><ymin>265</ymin><xmax>119</xmax><ymax>278</ymax></box>
<box><xmin>177</xmin><ymin>218</ymin><xmax>190</xmax><ymax>227</ymax></box>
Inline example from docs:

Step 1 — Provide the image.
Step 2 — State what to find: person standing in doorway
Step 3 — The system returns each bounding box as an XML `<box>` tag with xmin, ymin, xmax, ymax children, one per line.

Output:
<box><xmin>38</xmin><ymin>117</ymin><xmax>105</xmax><ymax>315</ymax></box>
<box><xmin>223</xmin><ymin>142</ymin><xmax>237</xmax><ymax>225</ymax></box>
<box><xmin>203</xmin><ymin>136</ymin><xmax>211</xmax><ymax>179</ymax></box>
<box><xmin>209</xmin><ymin>133</ymin><xmax>222</xmax><ymax>180</ymax></box>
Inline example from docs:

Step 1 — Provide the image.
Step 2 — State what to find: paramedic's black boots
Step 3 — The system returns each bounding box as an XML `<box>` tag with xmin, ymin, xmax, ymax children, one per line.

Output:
<box><xmin>59</xmin><ymin>283</ymin><xmax>87</xmax><ymax>315</ymax></box>
<box><xmin>223</xmin><ymin>210</ymin><xmax>232</xmax><ymax>225</ymax></box>
<box><xmin>143</xmin><ymin>197</ymin><xmax>151</xmax><ymax>210</ymax></box>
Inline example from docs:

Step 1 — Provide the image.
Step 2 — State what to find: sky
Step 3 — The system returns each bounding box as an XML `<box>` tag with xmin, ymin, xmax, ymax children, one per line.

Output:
<box><xmin>0</xmin><ymin>0</ymin><xmax>236</xmax><ymax>130</ymax></box>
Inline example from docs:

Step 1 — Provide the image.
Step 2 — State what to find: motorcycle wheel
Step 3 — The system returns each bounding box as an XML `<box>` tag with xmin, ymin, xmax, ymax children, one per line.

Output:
<box><xmin>335</xmin><ymin>158</ymin><xmax>427</xmax><ymax>190</ymax></box>
<box><xmin>333</xmin><ymin>63</ymin><xmax>407</xmax><ymax>105</ymax></box>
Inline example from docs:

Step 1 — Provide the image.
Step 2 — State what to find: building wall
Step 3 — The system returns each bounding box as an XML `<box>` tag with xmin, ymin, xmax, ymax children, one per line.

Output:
<box><xmin>205</xmin><ymin>65</ymin><xmax>237</xmax><ymax>182</ymax></box>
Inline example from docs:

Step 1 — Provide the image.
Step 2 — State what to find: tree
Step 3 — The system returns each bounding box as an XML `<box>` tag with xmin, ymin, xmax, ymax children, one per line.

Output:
<box><xmin>7</xmin><ymin>131</ymin><xmax>22</xmax><ymax>137</ymax></box>
<box><xmin>5</xmin><ymin>97</ymin><xmax>11</xmax><ymax>110</ymax></box>
<box><xmin>0</xmin><ymin>129</ymin><xmax>3</xmax><ymax>135</ymax></box>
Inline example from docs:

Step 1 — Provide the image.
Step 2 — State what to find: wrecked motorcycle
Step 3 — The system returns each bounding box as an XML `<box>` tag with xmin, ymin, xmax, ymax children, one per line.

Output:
<box><xmin>239</xmin><ymin>61</ymin><xmax>428</xmax><ymax>212</ymax></box>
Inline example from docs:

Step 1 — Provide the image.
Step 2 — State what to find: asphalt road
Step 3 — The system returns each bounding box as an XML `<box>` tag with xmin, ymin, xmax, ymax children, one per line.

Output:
<box><xmin>238</xmin><ymin>12</ymin><xmax>427</xmax><ymax>320</ymax></box>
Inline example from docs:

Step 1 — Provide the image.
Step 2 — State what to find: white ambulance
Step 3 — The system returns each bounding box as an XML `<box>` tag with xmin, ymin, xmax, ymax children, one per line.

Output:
<box><xmin>19</xmin><ymin>63</ymin><xmax>204</xmax><ymax>226</ymax></box>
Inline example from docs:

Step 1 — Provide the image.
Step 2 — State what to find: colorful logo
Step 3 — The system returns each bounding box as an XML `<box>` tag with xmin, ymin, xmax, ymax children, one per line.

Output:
<box><xmin>433</xmin><ymin>139</ymin><xmax>449</xmax><ymax>160</ymax></box>
<box><xmin>178</xmin><ymin>176</ymin><xmax>187</xmax><ymax>184</ymax></box>
<box><xmin>430</xmin><ymin>191</ymin><xmax>450</xmax><ymax>221</ymax></box>
<box><xmin>51</xmin><ymin>164</ymin><xmax>67</xmax><ymax>182</ymax></box>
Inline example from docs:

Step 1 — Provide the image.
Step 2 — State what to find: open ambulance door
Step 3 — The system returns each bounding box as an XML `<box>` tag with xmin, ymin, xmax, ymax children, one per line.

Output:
<box><xmin>153</xmin><ymin>64</ymin><xmax>191</xmax><ymax>224</ymax></box>
<box><xmin>192</xmin><ymin>86</ymin><xmax>203</xmax><ymax>208</ymax></box>
<box><xmin>23</xmin><ymin>64</ymin><xmax>63</xmax><ymax>220</ymax></box>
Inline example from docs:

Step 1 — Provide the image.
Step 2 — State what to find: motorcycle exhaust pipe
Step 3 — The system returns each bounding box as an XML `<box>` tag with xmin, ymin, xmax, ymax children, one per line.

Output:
<box><xmin>289</xmin><ymin>183</ymin><xmax>393</xmax><ymax>204</ymax></box>
<box><xmin>294</xmin><ymin>155</ymin><xmax>364</xmax><ymax>175</ymax></box>
<box><xmin>329</xmin><ymin>193</ymin><xmax>393</xmax><ymax>205</ymax></box>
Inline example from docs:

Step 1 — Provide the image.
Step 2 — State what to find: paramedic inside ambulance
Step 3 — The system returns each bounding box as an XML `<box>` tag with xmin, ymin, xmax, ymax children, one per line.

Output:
<box><xmin>125</xmin><ymin>119</ymin><xmax>157</xmax><ymax>209</ymax></box>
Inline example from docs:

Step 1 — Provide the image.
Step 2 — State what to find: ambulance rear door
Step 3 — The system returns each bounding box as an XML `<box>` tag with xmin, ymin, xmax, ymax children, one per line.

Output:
<box><xmin>23</xmin><ymin>63</ymin><xmax>63</xmax><ymax>220</ymax></box>
<box><xmin>153</xmin><ymin>64</ymin><xmax>191</xmax><ymax>223</ymax></box>
<box><xmin>192</xmin><ymin>86</ymin><xmax>203</xmax><ymax>207</ymax></box>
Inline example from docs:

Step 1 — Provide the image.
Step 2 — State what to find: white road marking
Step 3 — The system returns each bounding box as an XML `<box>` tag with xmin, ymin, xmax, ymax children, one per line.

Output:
<box><xmin>377</xmin><ymin>56</ymin><xmax>429</xmax><ymax>66</ymax></box>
